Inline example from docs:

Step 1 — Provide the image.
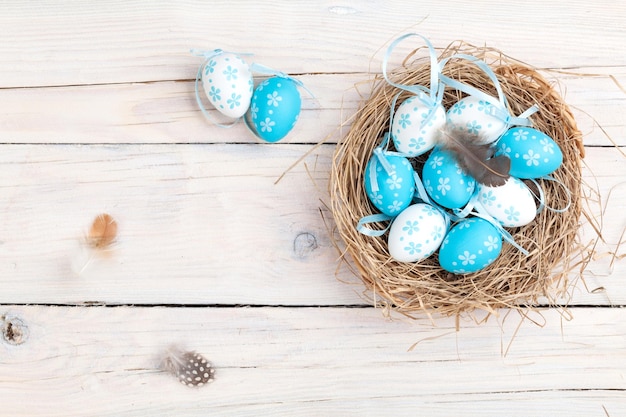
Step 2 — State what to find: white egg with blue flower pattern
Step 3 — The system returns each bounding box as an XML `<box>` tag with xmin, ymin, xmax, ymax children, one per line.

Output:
<box><xmin>391</xmin><ymin>96</ymin><xmax>446</xmax><ymax>156</ymax></box>
<box><xmin>495</xmin><ymin>127</ymin><xmax>563</xmax><ymax>179</ymax></box>
<box><xmin>202</xmin><ymin>52</ymin><xmax>253</xmax><ymax>118</ymax></box>
<box><xmin>250</xmin><ymin>76</ymin><xmax>301</xmax><ymax>143</ymax></box>
<box><xmin>388</xmin><ymin>203</ymin><xmax>447</xmax><ymax>262</ymax></box>
<box><xmin>477</xmin><ymin>177</ymin><xmax>537</xmax><ymax>227</ymax></box>
<box><xmin>438</xmin><ymin>217</ymin><xmax>503</xmax><ymax>274</ymax></box>
<box><xmin>446</xmin><ymin>96</ymin><xmax>507</xmax><ymax>144</ymax></box>
<box><xmin>422</xmin><ymin>148</ymin><xmax>476</xmax><ymax>209</ymax></box>
<box><xmin>364</xmin><ymin>153</ymin><xmax>415</xmax><ymax>216</ymax></box>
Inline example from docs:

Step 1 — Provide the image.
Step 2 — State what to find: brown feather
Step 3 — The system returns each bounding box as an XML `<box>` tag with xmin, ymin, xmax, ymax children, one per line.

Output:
<box><xmin>438</xmin><ymin>127</ymin><xmax>510</xmax><ymax>187</ymax></box>
<box><xmin>87</xmin><ymin>213</ymin><xmax>118</xmax><ymax>250</ymax></box>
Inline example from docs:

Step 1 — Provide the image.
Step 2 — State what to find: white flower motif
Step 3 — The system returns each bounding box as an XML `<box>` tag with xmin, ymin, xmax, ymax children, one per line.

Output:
<box><xmin>484</xmin><ymin>235</ymin><xmax>499</xmax><ymax>251</ymax></box>
<box><xmin>267</xmin><ymin>91</ymin><xmax>282</xmax><ymax>107</ymax></box>
<box><xmin>523</xmin><ymin>149</ymin><xmax>540</xmax><ymax>166</ymax></box>
<box><xmin>437</xmin><ymin>177</ymin><xmax>451</xmax><ymax>195</ymax></box>
<box><xmin>260</xmin><ymin>117</ymin><xmax>275</xmax><ymax>132</ymax></box>
<box><xmin>386</xmin><ymin>174</ymin><xmax>403</xmax><ymax>190</ymax></box>
<box><xmin>430</xmin><ymin>156</ymin><xmax>444</xmax><ymax>169</ymax></box>
<box><xmin>513</xmin><ymin>129</ymin><xmax>529</xmax><ymax>141</ymax></box>
<box><xmin>458</xmin><ymin>251</ymin><xmax>476</xmax><ymax>266</ymax></box>
<box><xmin>369</xmin><ymin>192</ymin><xmax>383</xmax><ymax>205</ymax></box>
<box><xmin>540</xmin><ymin>138</ymin><xmax>555</xmax><ymax>154</ymax></box>
<box><xmin>387</xmin><ymin>200</ymin><xmax>403</xmax><ymax>213</ymax></box>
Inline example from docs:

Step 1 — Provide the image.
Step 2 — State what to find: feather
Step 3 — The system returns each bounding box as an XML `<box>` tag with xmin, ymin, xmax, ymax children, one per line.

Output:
<box><xmin>72</xmin><ymin>213</ymin><xmax>118</xmax><ymax>275</ymax></box>
<box><xmin>160</xmin><ymin>346</ymin><xmax>216</xmax><ymax>388</ymax></box>
<box><xmin>87</xmin><ymin>213</ymin><xmax>118</xmax><ymax>250</ymax></box>
<box><xmin>437</xmin><ymin>126</ymin><xmax>510</xmax><ymax>187</ymax></box>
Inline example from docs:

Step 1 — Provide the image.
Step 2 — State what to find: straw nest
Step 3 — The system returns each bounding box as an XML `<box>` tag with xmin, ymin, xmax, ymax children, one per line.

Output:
<box><xmin>330</xmin><ymin>42</ymin><xmax>585</xmax><ymax>318</ymax></box>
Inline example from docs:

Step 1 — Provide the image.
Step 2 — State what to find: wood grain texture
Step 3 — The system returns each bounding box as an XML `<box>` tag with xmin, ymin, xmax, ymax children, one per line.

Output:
<box><xmin>0</xmin><ymin>305</ymin><xmax>624</xmax><ymax>416</ymax></box>
<box><xmin>0</xmin><ymin>144</ymin><xmax>623</xmax><ymax>306</ymax></box>
<box><xmin>1</xmin><ymin>0</ymin><xmax>625</xmax><ymax>87</ymax></box>
<box><xmin>1</xmin><ymin>0</ymin><xmax>625</xmax><ymax>415</ymax></box>
<box><xmin>0</xmin><ymin>72</ymin><xmax>623</xmax><ymax>146</ymax></box>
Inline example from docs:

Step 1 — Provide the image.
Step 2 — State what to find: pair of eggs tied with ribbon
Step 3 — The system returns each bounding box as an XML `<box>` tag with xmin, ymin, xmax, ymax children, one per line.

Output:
<box><xmin>192</xmin><ymin>49</ymin><xmax>310</xmax><ymax>142</ymax></box>
<box><xmin>359</xmin><ymin>33</ymin><xmax>569</xmax><ymax>274</ymax></box>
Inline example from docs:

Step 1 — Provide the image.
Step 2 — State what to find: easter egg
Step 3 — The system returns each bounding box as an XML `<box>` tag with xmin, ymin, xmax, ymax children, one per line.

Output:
<box><xmin>250</xmin><ymin>76</ymin><xmax>301</xmax><ymax>143</ymax></box>
<box><xmin>391</xmin><ymin>96</ymin><xmax>446</xmax><ymax>156</ymax></box>
<box><xmin>202</xmin><ymin>52</ymin><xmax>253</xmax><ymax>118</ymax></box>
<box><xmin>388</xmin><ymin>203</ymin><xmax>447</xmax><ymax>262</ymax></box>
<box><xmin>495</xmin><ymin>127</ymin><xmax>563</xmax><ymax>179</ymax></box>
<box><xmin>438</xmin><ymin>217</ymin><xmax>503</xmax><ymax>274</ymax></box>
<box><xmin>446</xmin><ymin>96</ymin><xmax>507</xmax><ymax>144</ymax></box>
<box><xmin>477</xmin><ymin>177</ymin><xmax>537</xmax><ymax>227</ymax></box>
<box><xmin>422</xmin><ymin>148</ymin><xmax>476</xmax><ymax>209</ymax></box>
<box><xmin>364</xmin><ymin>154</ymin><xmax>415</xmax><ymax>216</ymax></box>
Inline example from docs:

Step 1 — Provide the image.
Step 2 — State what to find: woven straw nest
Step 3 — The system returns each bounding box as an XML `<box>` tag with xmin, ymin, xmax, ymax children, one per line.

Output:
<box><xmin>330</xmin><ymin>42</ymin><xmax>585</xmax><ymax>319</ymax></box>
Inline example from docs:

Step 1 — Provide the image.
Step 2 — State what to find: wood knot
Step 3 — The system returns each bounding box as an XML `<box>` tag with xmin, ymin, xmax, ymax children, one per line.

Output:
<box><xmin>2</xmin><ymin>314</ymin><xmax>29</xmax><ymax>345</ymax></box>
<box><xmin>293</xmin><ymin>232</ymin><xmax>318</xmax><ymax>259</ymax></box>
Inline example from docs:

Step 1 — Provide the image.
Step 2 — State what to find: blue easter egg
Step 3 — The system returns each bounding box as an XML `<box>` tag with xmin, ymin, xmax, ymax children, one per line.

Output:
<box><xmin>422</xmin><ymin>148</ymin><xmax>476</xmax><ymax>209</ymax></box>
<box><xmin>495</xmin><ymin>127</ymin><xmax>563</xmax><ymax>178</ymax></box>
<box><xmin>250</xmin><ymin>77</ymin><xmax>301</xmax><ymax>142</ymax></box>
<box><xmin>438</xmin><ymin>217</ymin><xmax>503</xmax><ymax>274</ymax></box>
<box><xmin>364</xmin><ymin>154</ymin><xmax>415</xmax><ymax>216</ymax></box>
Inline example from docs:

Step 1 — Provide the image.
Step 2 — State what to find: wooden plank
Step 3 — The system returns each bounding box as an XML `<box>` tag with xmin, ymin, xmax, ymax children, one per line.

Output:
<box><xmin>0</xmin><ymin>72</ymin><xmax>623</xmax><ymax>146</ymax></box>
<box><xmin>0</xmin><ymin>305</ymin><xmax>624</xmax><ymax>416</ymax></box>
<box><xmin>0</xmin><ymin>144</ymin><xmax>623</xmax><ymax>306</ymax></box>
<box><xmin>0</xmin><ymin>1</ymin><xmax>625</xmax><ymax>87</ymax></box>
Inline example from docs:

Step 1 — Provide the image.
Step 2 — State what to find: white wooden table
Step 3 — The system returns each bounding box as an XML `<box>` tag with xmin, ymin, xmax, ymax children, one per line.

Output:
<box><xmin>1</xmin><ymin>1</ymin><xmax>624</xmax><ymax>415</ymax></box>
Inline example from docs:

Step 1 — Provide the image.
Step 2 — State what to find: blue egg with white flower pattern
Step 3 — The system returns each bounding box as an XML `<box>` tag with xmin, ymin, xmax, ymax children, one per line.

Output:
<box><xmin>439</xmin><ymin>218</ymin><xmax>502</xmax><ymax>274</ymax></box>
<box><xmin>422</xmin><ymin>148</ymin><xmax>476</xmax><ymax>209</ymax></box>
<box><xmin>250</xmin><ymin>77</ymin><xmax>301</xmax><ymax>142</ymax></box>
<box><xmin>495</xmin><ymin>127</ymin><xmax>563</xmax><ymax>179</ymax></box>
<box><xmin>364</xmin><ymin>153</ymin><xmax>415</xmax><ymax>216</ymax></box>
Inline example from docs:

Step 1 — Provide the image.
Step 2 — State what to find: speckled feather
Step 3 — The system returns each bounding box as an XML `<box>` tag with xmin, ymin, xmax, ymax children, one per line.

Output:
<box><xmin>162</xmin><ymin>349</ymin><xmax>216</xmax><ymax>387</ymax></box>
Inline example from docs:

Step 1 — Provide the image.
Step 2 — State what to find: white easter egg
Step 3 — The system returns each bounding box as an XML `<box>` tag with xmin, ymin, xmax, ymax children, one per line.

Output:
<box><xmin>477</xmin><ymin>177</ymin><xmax>537</xmax><ymax>227</ymax></box>
<box><xmin>202</xmin><ymin>52</ymin><xmax>254</xmax><ymax>118</ymax></box>
<box><xmin>391</xmin><ymin>96</ymin><xmax>446</xmax><ymax>156</ymax></box>
<box><xmin>387</xmin><ymin>203</ymin><xmax>447</xmax><ymax>262</ymax></box>
<box><xmin>446</xmin><ymin>96</ymin><xmax>507</xmax><ymax>144</ymax></box>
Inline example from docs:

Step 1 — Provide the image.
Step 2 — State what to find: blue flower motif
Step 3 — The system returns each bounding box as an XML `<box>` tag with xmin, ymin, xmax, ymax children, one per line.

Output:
<box><xmin>227</xmin><ymin>93</ymin><xmax>241</xmax><ymax>109</ymax></box>
<box><xmin>205</xmin><ymin>60</ymin><xmax>217</xmax><ymax>74</ymax></box>
<box><xmin>423</xmin><ymin>205</ymin><xmax>437</xmax><ymax>216</ymax></box>
<box><xmin>431</xmin><ymin>226</ymin><xmax>443</xmax><ymax>240</ymax></box>
<box><xmin>398</xmin><ymin>113</ymin><xmax>411</xmax><ymax>129</ymax></box>
<box><xmin>481</xmin><ymin>190</ymin><xmax>496</xmax><ymax>206</ymax></box>
<box><xmin>504</xmin><ymin>206</ymin><xmax>520</xmax><ymax>222</ymax></box>
<box><xmin>402</xmin><ymin>220</ymin><xmax>419</xmax><ymax>235</ymax></box>
<box><xmin>260</xmin><ymin>117</ymin><xmax>275</xmax><ymax>132</ymax></box>
<box><xmin>466</xmin><ymin>120</ymin><xmax>482</xmax><ymax>134</ymax></box>
<box><xmin>451</xmin><ymin>101</ymin><xmax>466</xmax><ymax>115</ymax></box>
<box><xmin>409</xmin><ymin>137</ymin><xmax>426</xmax><ymax>150</ymax></box>
<box><xmin>477</xmin><ymin>100</ymin><xmax>492</xmax><ymax>113</ymax></box>
<box><xmin>267</xmin><ymin>91</ymin><xmax>282</xmax><ymax>107</ymax></box>
<box><xmin>404</xmin><ymin>242</ymin><xmax>423</xmax><ymax>255</ymax></box>
<box><xmin>208</xmin><ymin>86</ymin><xmax>221</xmax><ymax>101</ymax></box>
<box><xmin>223</xmin><ymin>65</ymin><xmax>238</xmax><ymax>81</ymax></box>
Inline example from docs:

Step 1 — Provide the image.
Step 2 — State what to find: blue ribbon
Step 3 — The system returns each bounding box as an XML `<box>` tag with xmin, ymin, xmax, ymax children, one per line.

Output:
<box><xmin>528</xmin><ymin>176</ymin><xmax>572</xmax><ymax>214</ymax></box>
<box><xmin>438</xmin><ymin>53</ymin><xmax>539</xmax><ymax>131</ymax></box>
